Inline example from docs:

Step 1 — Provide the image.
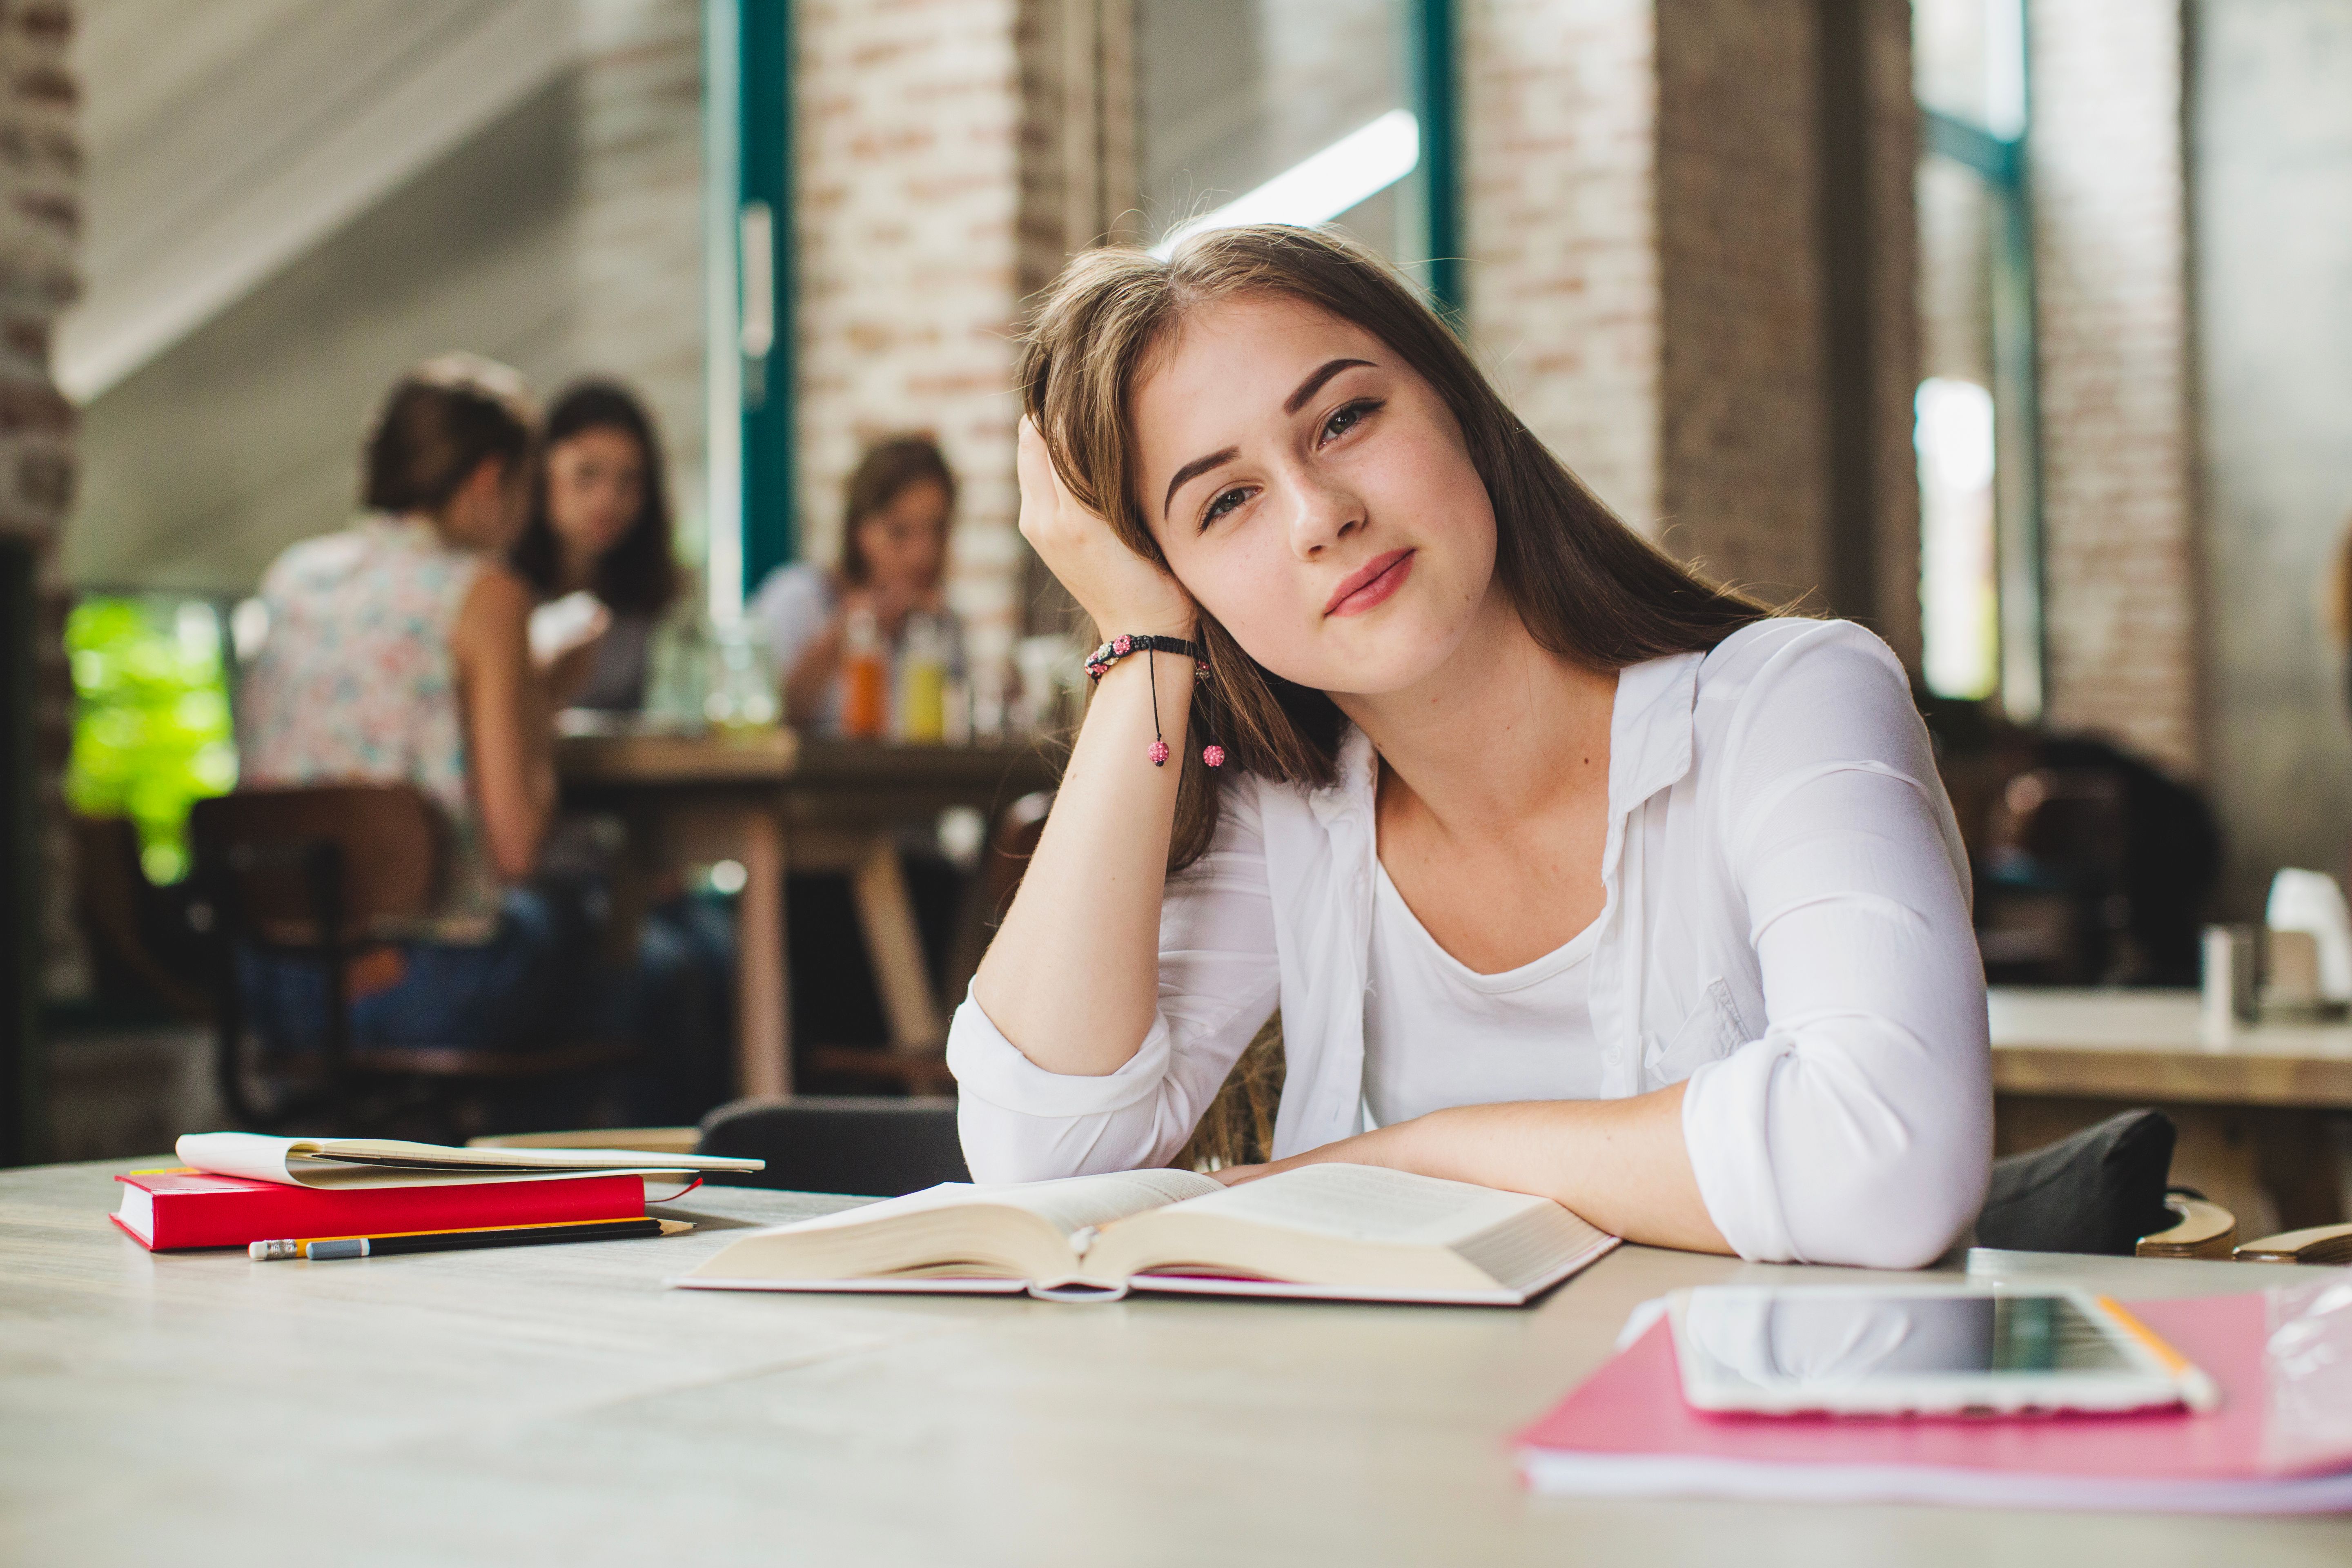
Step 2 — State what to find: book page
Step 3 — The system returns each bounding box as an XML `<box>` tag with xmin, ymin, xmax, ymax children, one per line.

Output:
<box><xmin>776</xmin><ymin>1168</ymin><xmax>1222</xmax><ymax>1241</ymax></box>
<box><xmin>1138</xmin><ymin>1164</ymin><xmax>1550</xmax><ymax>1247</ymax></box>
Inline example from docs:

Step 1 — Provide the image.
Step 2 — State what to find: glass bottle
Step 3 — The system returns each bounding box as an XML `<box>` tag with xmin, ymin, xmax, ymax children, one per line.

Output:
<box><xmin>840</xmin><ymin>605</ymin><xmax>888</xmax><ymax>739</ymax></box>
<box><xmin>899</xmin><ymin>612</ymin><xmax>948</xmax><ymax>743</ymax></box>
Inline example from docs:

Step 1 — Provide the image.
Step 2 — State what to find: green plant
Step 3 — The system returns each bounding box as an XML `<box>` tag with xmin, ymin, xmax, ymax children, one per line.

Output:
<box><xmin>65</xmin><ymin>597</ymin><xmax>238</xmax><ymax>883</ymax></box>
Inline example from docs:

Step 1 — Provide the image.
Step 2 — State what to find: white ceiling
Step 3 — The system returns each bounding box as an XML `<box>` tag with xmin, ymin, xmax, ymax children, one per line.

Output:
<box><xmin>60</xmin><ymin>0</ymin><xmax>580</xmax><ymax>402</ymax></box>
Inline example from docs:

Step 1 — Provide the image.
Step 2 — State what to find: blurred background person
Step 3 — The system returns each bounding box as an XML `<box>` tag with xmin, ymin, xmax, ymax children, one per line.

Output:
<box><xmin>748</xmin><ymin>435</ymin><xmax>971</xmax><ymax>1063</ymax></box>
<box><xmin>236</xmin><ymin>355</ymin><xmax>570</xmax><ymax>1056</ymax></box>
<box><xmin>510</xmin><ymin>379</ymin><xmax>683</xmax><ymax>712</ymax></box>
<box><xmin>752</xmin><ymin>434</ymin><xmax>966</xmax><ymax>732</ymax></box>
<box><xmin>512</xmin><ymin>376</ymin><xmax>732</xmax><ymax>1122</ymax></box>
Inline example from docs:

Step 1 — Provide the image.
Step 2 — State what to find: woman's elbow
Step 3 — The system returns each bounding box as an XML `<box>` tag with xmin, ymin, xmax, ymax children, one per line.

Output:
<box><xmin>1806</xmin><ymin>1136</ymin><xmax>1991</xmax><ymax>1270</ymax></box>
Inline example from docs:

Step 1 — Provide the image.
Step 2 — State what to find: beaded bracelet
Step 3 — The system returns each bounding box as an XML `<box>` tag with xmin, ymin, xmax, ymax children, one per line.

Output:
<box><xmin>1085</xmin><ymin>634</ymin><xmax>1225</xmax><ymax>770</ymax></box>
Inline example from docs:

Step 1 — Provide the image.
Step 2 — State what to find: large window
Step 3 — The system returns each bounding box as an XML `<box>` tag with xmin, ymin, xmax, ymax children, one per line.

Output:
<box><xmin>1914</xmin><ymin>0</ymin><xmax>2041</xmax><ymax>718</ymax></box>
<box><xmin>1135</xmin><ymin>0</ymin><xmax>1457</xmax><ymax>310</ymax></box>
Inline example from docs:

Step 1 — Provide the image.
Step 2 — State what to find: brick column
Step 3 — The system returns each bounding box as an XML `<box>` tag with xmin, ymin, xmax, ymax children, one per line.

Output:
<box><xmin>1462</xmin><ymin>0</ymin><xmax>1919</xmax><ymax>661</ymax></box>
<box><xmin>793</xmin><ymin>0</ymin><xmax>1027</xmax><ymax>649</ymax></box>
<box><xmin>1462</xmin><ymin>0</ymin><xmax>1661</xmax><ymax>530</ymax></box>
<box><xmin>2029</xmin><ymin>0</ymin><xmax>2198</xmax><ymax>774</ymax></box>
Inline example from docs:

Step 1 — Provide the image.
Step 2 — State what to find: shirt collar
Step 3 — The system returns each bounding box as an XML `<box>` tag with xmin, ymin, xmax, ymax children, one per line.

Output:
<box><xmin>1607</xmin><ymin>649</ymin><xmax>1704</xmax><ymax>817</ymax></box>
<box><xmin>1312</xmin><ymin>648</ymin><xmax>1704</xmax><ymax>826</ymax></box>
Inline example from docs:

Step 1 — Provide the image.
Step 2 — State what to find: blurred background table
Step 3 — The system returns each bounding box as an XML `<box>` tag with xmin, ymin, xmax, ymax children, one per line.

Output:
<box><xmin>558</xmin><ymin>730</ymin><xmax>1057</xmax><ymax>1100</ymax></box>
<box><xmin>1989</xmin><ymin>987</ymin><xmax>2352</xmax><ymax>1238</ymax></box>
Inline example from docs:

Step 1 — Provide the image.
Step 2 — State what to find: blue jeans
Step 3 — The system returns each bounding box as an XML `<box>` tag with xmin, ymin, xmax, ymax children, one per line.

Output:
<box><xmin>239</xmin><ymin>887</ymin><xmax>735</xmax><ymax>1123</ymax></box>
<box><xmin>240</xmin><ymin>887</ymin><xmax>582</xmax><ymax>1056</ymax></box>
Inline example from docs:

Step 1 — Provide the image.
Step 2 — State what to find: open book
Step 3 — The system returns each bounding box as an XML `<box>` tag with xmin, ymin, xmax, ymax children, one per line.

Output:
<box><xmin>674</xmin><ymin>1163</ymin><xmax>1617</xmax><ymax>1305</ymax></box>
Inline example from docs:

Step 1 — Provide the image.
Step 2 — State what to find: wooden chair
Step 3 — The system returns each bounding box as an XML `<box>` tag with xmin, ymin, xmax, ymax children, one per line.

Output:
<box><xmin>803</xmin><ymin>790</ymin><xmax>1056</xmax><ymax>1097</ymax></box>
<box><xmin>189</xmin><ymin>784</ymin><xmax>630</xmax><ymax>1133</ymax></box>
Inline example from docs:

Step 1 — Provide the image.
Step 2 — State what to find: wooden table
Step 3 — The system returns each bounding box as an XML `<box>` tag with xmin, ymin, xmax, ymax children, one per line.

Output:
<box><xmin>558</xmin><ymin>731</ymin><xmax>1057</xmax><ymax>1100</ymax></box>
<box><xmin>6</xmin><ymin>1160</ymin><xmax>2347</xmax><ymax>1565</ymax></box>
<box><xmin>1990</xmin><ymin>987</ymin><xmax>2352</xmax><ymax>1235</ymax></box>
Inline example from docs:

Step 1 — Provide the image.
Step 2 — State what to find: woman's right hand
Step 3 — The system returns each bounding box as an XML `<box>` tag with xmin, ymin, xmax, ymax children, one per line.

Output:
<box><xmin>1017</xmin><ymin>417</ymin><xmax>1194</xmax><ymax>637</ymax></box>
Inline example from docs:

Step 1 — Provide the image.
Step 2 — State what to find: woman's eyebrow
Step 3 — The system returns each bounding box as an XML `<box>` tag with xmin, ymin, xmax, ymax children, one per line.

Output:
<box><xmin>1163</xmin><ymin>446</ymin><xmax>1238</xmax><ymax>519</ymax></box>
<box><xmin>1158</xmin><ymin>359</ymin><xmax>1378</xmax><ymax>519</ymax></box>
<box><xmin>1283</xmin><ymin>357</ymin><xmax>1374</xmax><ymax>414</ymax></box>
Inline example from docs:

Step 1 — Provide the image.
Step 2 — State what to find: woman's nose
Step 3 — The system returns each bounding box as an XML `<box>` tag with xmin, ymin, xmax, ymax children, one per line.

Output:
<box><xmin>1285</xmin><ymin>479</ymin><xmax>1363</xmax><ymax>561</ymax></box>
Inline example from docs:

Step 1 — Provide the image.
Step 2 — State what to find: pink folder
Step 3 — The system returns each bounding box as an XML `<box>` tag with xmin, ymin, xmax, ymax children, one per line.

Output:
<box><xmin>1517</xmin><ymin>1287</ymin><xmax>2352</xmax><ymax>1512</ymax></box>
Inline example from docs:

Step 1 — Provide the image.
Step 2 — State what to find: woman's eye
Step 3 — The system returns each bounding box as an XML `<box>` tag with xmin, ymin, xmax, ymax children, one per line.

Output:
<box><xmin>1321</xmin><ymin>399</ymin><xmax>1380</xmax><ymax>443</ymax></box>
<box><xmin>1202</xmin><ymin>487</ymin><xmax>1250</xmax><ymax>527</ymax></box>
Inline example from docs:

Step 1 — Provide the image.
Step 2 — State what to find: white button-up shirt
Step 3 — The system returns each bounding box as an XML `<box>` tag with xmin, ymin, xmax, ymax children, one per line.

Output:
<box><xmin>948</xmin><ymin>618</ymin><xmax>1993</xmax><ymax>1268</ymax></box>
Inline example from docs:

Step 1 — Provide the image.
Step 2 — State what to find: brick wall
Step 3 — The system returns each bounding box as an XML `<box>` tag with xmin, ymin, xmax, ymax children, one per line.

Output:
<box><xmin>1654</xmin><ymin>0</ymin><xmax>1826</xmax><ymax>599</ymax></box>
<box><xmin>2029</xmin><ymin>0</ymin><xmax>2198</xmax><ymax>774</ymax></box>
<box><xmin>793</xmin><ymin>0</ymin><xmax>1026</xmax><ymax>649</ymax></box>
<box><xmin>0</xmin><ymin>0</ymin><xmax>83</xmax><ymax>997</ymax></box>
<box><xmin>1461</xmin><ymin>0</ymin><xmax>1918</xmax><ymax>657</ymax></box>
<box><xmin>1461</xmin><ymin>0</ymin><xmax>1660</xmax><ymax>531</ymax></box>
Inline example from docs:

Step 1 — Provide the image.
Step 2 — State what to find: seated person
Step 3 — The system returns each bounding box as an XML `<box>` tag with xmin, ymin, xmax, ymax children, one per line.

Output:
<box><xmin>510</xmin><ymin>377</ymin><xmax>731</xmax><ymax>1118</ymax></box>
<box><xmin>509</xmin><ymin>379</ymin><xmax>682</xmax><ymax>710</ymax></box>
<box><xmin>954</xmin><ymin>226</ymin><xmax>1992</xmax><ymax>1269</ymax></box>
<box><xmin>750</xmin><ymin>434</ymin><xmax>966</xmax><ymax>731</ymax></box>
<box><xmin>238</xmin><ymin>355</ymin><xmax>568</xmax><ymax>1053</ymax></box>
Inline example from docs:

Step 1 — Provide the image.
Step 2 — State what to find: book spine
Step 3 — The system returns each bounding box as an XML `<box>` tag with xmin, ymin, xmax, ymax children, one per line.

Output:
<box><xmin>145</xmin><ymin>1174</ymin><xmax>649</xmax><ymax>1250</ymax></box>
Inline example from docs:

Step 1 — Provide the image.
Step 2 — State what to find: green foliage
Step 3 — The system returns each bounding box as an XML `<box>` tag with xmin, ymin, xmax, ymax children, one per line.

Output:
<box><xmin>65</xmin><ymin>597</ymin><xmax>238</xmax><ymax>883</ymax></box>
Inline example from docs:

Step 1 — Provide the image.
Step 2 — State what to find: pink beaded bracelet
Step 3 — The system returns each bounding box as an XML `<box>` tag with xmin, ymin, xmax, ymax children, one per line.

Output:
<box><xmin>1085</xmin><ymin>633</ymin><xmax>1225</xmax><ymax>770</ymax></box>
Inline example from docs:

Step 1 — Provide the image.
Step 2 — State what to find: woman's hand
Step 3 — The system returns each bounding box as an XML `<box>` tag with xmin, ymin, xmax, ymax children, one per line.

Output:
<box><xmin>1017</xmin><ymin>416</ymin><xmax>1194</xmax><ymax>637</ymax></box>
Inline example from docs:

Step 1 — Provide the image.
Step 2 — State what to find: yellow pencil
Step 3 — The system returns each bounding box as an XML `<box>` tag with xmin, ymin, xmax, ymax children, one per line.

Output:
<box><xmin>2095</xmin><ymin>1294</ymin><xmax>2221</xmax><ymax>1413</ymax></box>
<box><xmin>250</xmin><ymin>1217</ymin><xmax>692</xmax><ymax>1261</ymax></box>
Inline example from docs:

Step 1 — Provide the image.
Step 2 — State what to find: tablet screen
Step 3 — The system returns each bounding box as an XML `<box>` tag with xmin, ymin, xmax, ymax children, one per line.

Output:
<box><xmin>1682</xmin><ymin>1291</ymin><xmax>2135</xmax><ymax>1389</ymax></box>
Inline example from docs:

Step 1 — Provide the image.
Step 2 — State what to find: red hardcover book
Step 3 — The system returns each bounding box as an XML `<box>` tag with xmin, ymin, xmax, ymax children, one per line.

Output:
<box><xmin>111</xmin><ymin>1168</ymin><xmax>653</xmax><ymax>1251</ymax></box>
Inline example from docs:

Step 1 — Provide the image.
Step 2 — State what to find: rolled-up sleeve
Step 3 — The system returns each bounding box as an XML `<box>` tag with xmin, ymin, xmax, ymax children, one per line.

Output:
<box><xmin>949</xmin><ymin>784</ymin><xmax>1281</xmax><ymax>1182</ymax></box>
<box><xmin>1679</xmin><ymin>631</ymin><xmax>1992</xmax><ymax>1268</ymax></box>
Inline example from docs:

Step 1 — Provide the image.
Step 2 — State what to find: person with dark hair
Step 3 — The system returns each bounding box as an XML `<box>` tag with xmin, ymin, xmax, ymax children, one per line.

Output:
<box><xmin>510</xmin><ymin>380</ymin><xmax>682</xmax><ymax>710</ymax></box>
<box><xmin>953</xmin><ymin>226</ymin><xmax>1991</xmax><ymax>1269</ymax></box>
<box><xmin>238</xmin><ymin>354</ymin><xmax>570</xmax><ymax>1053</ymax></box>
<box><xmin>748</xmin><ymin>434</ymin><xmax>964</xmax><ymax>730</ymax></box>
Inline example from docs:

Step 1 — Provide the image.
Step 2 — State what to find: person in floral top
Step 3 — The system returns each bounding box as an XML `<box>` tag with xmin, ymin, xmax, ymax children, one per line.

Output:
<box><xmin>238</xmin><ymin>354</ymin><xmax>570</xmax><ymax>1056</ymax></box>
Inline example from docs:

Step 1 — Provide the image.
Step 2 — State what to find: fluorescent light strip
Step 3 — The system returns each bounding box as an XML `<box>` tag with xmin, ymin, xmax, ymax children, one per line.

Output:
<box><xmin>1151</xmin><ymin>109</ymin><xmax>1421</xmax><ymax>259</ymax></box>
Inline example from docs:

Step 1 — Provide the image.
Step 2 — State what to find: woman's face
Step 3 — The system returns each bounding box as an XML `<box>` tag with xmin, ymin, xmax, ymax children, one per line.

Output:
<box><xmin>855</xmin><ymin>479</ymin><xmax>951</xmax><ymax>596</ymax></box>
<box><xmin>544</xmin><ymin>425</ymin><xmax>647</xmax><ymax>565</ymax></box>
<box><xmin>1130</xmin><ymin>293</ymin><xmax>1498</xmax><ymax>696</ymax></box>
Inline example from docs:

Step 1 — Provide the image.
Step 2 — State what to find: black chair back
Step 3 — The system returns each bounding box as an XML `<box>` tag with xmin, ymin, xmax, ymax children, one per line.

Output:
<box><xmin>697</xmin><ymin>1096</ymin><xmax>970</xmax><ymax>1196</ymax></box>
<box><xmin>1976</xmin><ymin>1108</ymin><xmax>2178</xmax><ymax>1254</ymax></box>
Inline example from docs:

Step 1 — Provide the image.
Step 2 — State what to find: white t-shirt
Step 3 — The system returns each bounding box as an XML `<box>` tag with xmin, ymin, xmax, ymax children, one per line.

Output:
<box><xmin>1362</xmin><ymin>861</ymin><xmax>1604</xmax><ymax>1127</ymax></box>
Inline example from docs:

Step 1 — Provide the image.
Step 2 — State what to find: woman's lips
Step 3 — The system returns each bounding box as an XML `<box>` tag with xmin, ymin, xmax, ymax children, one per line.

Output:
<box><xmin>1324</xmin><ymin>548</ymin><xmax>1416</xmax><ymax>617</ymax></box>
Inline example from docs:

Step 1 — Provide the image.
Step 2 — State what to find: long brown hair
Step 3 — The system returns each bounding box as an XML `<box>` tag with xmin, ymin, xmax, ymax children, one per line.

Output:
<box><xmin>363</xmin><ymin>353</ymin><xmax>533</xmax><ymax>517</ymax></box>
<box><xmin>1017</xmin><ymin>224</ymin><xmax>1768</xmax><ymax>868</ymax></box>
<box><xmin>510</xmin><ymin>380</ymin><xmax>680</xmax><ymax>616</ymax></box>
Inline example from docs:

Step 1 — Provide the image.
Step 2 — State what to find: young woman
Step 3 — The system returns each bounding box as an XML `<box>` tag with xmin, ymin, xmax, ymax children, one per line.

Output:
<box><xmin>510</xmin><ymin>380</ymin><xmax>682</xmax><ymax>710</ymax></box>
<box><xmin>239</xmin><ymin>355</ymin><xmax>567</xmax><ymax>1050</ymax></box>
<box><xmin>750</xmin><ymin>435</ymin><xmax>965</xmax><ymax>730</ymax></box>
<box><xmin>951</xmin><ymin>226</ymin><xmax>1991</xmax><ymax>1269</ymax></box>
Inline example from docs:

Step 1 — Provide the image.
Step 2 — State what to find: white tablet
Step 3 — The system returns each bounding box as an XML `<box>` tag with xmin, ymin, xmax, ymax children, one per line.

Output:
<box><xmin>1668</xmin><ymin>1285</ymin><xmax>2217</xmax><ymax>1417</ymax></box>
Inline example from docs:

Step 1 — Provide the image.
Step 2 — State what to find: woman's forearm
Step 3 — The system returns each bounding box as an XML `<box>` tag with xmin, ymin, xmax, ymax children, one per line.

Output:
<box><xmin>1240</xmin><ymin>1085</ymin><xmax>1731</xmax><ymax>1253</ymax></box>
<box><xmin>782</xmin><ymin>624</ymin><xmax>842</xmax><ymax>725</ymax></box>
<box><xmin>971</xmin><ymin>652</ymin><xmax>1194</xmax><ymax>1075</ymax></box>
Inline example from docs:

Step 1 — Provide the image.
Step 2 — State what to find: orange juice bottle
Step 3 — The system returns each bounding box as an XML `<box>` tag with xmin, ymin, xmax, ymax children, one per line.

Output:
<box><xmin>840</xmin><ymin>605</ymin><xmax>887</xmax><ymax>739</ymax></box>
